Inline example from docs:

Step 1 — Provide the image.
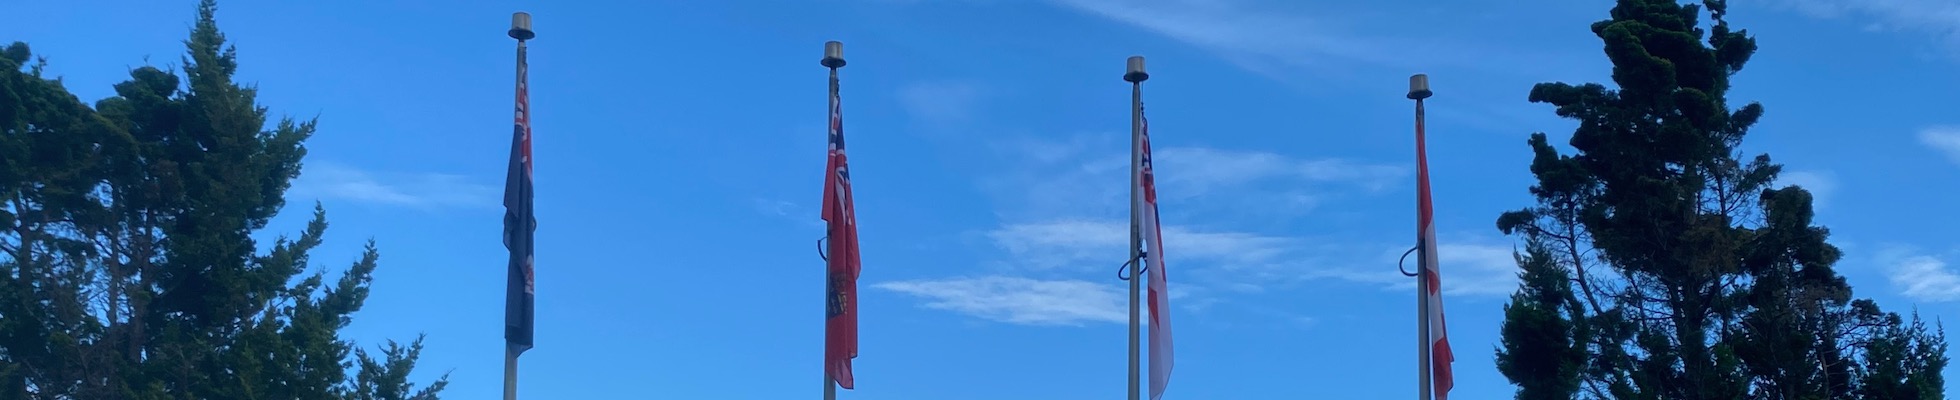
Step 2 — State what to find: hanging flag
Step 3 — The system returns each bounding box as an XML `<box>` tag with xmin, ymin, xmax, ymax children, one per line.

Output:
<box><xmin>503</xmin><ymin>42</ymin><xmax>537</xmax><ymax>357</ymax></box>
<box><xmin>1416</xmin><ymin>102</ymin><xmax>1453</xmax><ymax>400</ymax></box>
<box><xmin>822</xmin><ymin>75</ymin><xmax>862</xmax><ymax>390</ymax></box>
<box><xmin>1139</xmin><ymin>112</ymin><xmax>1175</xmax><ymax>400</ymax></box>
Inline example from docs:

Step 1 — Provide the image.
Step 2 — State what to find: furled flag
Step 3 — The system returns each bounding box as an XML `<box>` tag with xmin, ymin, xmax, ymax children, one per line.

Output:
<box><xmin>503</xmin><ymin>42</ymin><xmax>538</xmax><ymax>357</ymax></box>
<box><xmin>1415</xmin><ymin>102</ymin><xmax>1454</xmax><ymax>399</ymax></box>
<box><xmin>822</xmin><ymin>74</ymin><xmax>862</xmax><ymax>390</ymax></box>
<box><xmin>1139</xmin><ymin>112</ymin><xmax>1175</xmax><ymax>400</ymax></box>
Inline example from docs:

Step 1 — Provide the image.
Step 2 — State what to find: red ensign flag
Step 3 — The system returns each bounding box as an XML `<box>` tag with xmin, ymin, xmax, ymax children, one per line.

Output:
<box><xmin>821</xmin><ymin>76</ymin><xmax>862</xmax><ymax>390</ymax></box>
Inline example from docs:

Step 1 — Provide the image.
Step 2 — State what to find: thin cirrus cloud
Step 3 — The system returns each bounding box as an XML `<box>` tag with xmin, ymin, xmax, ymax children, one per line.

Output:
<box><xmin>897</xmin><ymin>80</ymin><xmax>986</xmax><ymax>125</ymax></box>
<box><xmin>1039</xmin><ymin>0</ymin><xmax>1570</xmax><ymax>80</ymax></box>
<box><xmin>1153</xmin><ymin>147</ymin><xmax>1406</xmax><ymax>194</ymax></box>
<box><xmin>1922</xmin><ymin>126</ymin><xmax>1960</xmax><ymax>165</ymax></box>
<box><xmin>289</xmin><ymin>162</ymin><xmax>498</xmax><ymax>209</ymax></box>
<box><xmin>1892</xmin><ymin>255</ymin><xmax>1960</xmax><ymax>302</ymax></box>
<box><xmin>981</xmin><ymin>133</ymin><xmax>1406</xmax><ymax>221</ymax></box>
<box><xmin>875</xmin><ymin>275</ymin><xmax>1213</xmax><ymax>326</ymax></box>
<box><xmin>1203</xmin><ymin>238</ymin><xmax>1523</xmax><ymax>297</ymax></box>
<box><xmin>877</xmin><ymin>220</ymin><xmax>1523</xmax><ymax>325</ymax></box>
<box><xmin>874</xmin><ymin>276</ymin><xmax>1128</xmax><ymax>325</ymax></box>
<box><xmin>1880</xmin><ymin>246</ymin><xmax>1960</xmax><ymax>302</ymax></box>
<box><xmin>876</xmin><ymin>214</ymin><xmax>1312</xmax><ymax>325</ymax></box>
<box><xmin>986</xmin><ymin>220</ymin><xmax>1296</xmax><ymax>270</ymax></box>
<box><xmin>753</xmin><ymin>198</ymin><xmax>828</xmax><ymax>230</ymax></box>
<box><xmin>873</xmin><ymin>129</ymin><xmax>1510</xmax><ymax>326</ymax></box>
<box><xmin>1365</xmin><ymin>242</ymin><xmax>1522</xmax><ymax>297</ymax></box>
<box><xmin>1766</xmin><ymin>0</ymin><xmax>1960</xmax><ymax>48</ymax></box>
<box><xmin>979</xmin><ymin>216</ymin><xmax>1529</xmax><ymax>298</ymax></box>
<box><xmin>1031</xmin><ymin>0</ymin><xmax>1600</xmax><ymax>143</ymax></box>
<box><xmin>1043</xmin><ymin>0</ymin><xmax>1418</xmax><ymax>71</ymax></box>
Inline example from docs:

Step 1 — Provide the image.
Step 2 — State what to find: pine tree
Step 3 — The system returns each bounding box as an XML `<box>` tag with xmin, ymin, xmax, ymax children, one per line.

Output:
<box><xmin>1493</xmin><ymin>0</ymin><xmax>1946</xmax><ymax>398</ymax></box>
<box><xmin>1495</xmin><ymin>240</ymin><xmax>1589</xmax><ymax>400</ymax></box>
<box><xmin>1</xmin><ymin>38</ymin><xmax>115</xmax><ymax>400</ymax></box>
<box><xmin>0</xmin><ymin>1</ymin><xmax>447</xmax><ymax>398</ymax></box>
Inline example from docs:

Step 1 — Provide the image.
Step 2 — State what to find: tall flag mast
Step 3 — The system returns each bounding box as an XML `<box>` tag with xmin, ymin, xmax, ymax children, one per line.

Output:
<box><xmin>1408</xmin><ymin>73</ymin><xmax>1454</xmax><ymax>400</ymax></box>
<box><xmin>820</xmin><ymin>40</ymin><xmax>863</xmax><ymax>400</ymax></box>
<box><xmin>1120</xmin><ymin>56</ymin><xmax>1175</xmax><ymax>400</ymax></box>
<box><xmin>502</xmin><ymin>11</ymin><xmax>538</xmax><ymax>400</ymax></box>
<box><xmin>1127</xmin><ymin>56</ymin><xmax>1177</xmax><ymax>400</ymax></box>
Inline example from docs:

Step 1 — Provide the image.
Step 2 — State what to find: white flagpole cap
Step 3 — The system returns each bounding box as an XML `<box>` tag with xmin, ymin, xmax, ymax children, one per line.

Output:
<box><xmin>822</xmin><ymin>41</ymin><xmax>847</xmax><ymax>68</ymax></box>
<box><xmin>1124</xmin><ymin>56</ymin><xmax>1149</xmax><ymax>83</ymax></box>
<box><xmin>509</xmin><ymin>12</ymin><xmax>535</xmax><ymax>40</ymax></box>
<box><xmin>1407</xmin><ymin>74</ymin><xmax>1433</xmax><ymax>100</ymax></box>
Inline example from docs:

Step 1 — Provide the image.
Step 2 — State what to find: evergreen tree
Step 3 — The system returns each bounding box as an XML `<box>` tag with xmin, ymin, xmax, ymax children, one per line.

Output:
<box><xmin>1492</xmin><ymin>0</ymin><xmax>1946</xmax><ymax>398</ymax></box>
<box><xmin>1856</xmin><ymin>312</ymin><xmax>1948</xmax><ymax>400</ymax></box>
<box><xmin>1495</xmin><ymin>240</ymin><xmax>1589</xmax><ymax>400</ymax></box>
<box><xmin>0</xmin><ymin>1</ymin><xmax>447</xmax><ymax>399</ymax></box>
<box><xmin>0</xmin><ymin>37</ymin><xmax>112</xmax><ymax>400</ymax></box>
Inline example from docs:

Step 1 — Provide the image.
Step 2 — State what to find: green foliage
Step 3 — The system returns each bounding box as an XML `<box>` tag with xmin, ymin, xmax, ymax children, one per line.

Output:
<box><xmin>349</xmin><ymin>336</ymin><xmax>449</xmax><ymax>400</ymax></box>
<box><xmin>0</xmin><ymin>1</ymin><xmax>446</xmax><ymax>398</ymax></box>
<box><xmin>1856</xmin><ymin>312</ymin><xmax>1947</xmax><ymax>400</ymax></box>
<box><xmin>1496</xmin><ymin>240</ymin><xmax>1589</xmax><ymax>400</ymax></box>
<box><xmin>1493</xmin><ymin>1</ymin><xmax>1947</xmax><ymax>399</ymax></box>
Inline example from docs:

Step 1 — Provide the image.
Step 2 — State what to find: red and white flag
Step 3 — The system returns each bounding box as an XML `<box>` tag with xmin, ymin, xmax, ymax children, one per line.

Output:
<box><xmin>1416</xmin><ymin>102</ymin><xmax>1454</xmax><ymax>400</ymax></box>
<box><xmin>1138</xmin><ymin>114</ymin><xmax>1175</xmax><ymax>400</ymax></box>
<box><xmin>822</xmin><ymin>75</ymin><xmax>861</xmax><ymax>390</ymax></box>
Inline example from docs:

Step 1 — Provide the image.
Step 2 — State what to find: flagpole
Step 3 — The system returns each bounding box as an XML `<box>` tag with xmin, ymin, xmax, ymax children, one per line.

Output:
<box><xmin>1124</xmin><ymin>56</ymin><xmax>1149</xmax><ymax>400</ymax></box>
<box><xmin>503</xmin><ymin>348</ymin><xmax>517</xmax><ymax>400</ymax></box>
<box><xmin>505</xmin><ymin>11</ymin><xmax>534</xmax><ymax>400</ymax></box>
<box><xmin>822</xmin><ymin>40</ymin><xmax>847</xmax><ymax>400</ymax></box>
<box><xmin>1408</xmin><ymin>73</ymin><xmax>1434</xmax><ymax>400</ymax></box>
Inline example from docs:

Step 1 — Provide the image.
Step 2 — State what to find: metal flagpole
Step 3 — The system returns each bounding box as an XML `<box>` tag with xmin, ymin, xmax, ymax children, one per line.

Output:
<box><xmin>822</xmin><ymin>40</ymin><xmax>847</xmax><ymax>400</ymax></box>
<box><xmin>1416</xmin><ymin>239</ymin><xmax>1430</xmax><ymax>400</ymax></box>
<box><xmin>505</xmin><ymin>11</ymin><xmax>534</xmax><ymax>400</ymax></box>
<box><xmin>1408</xmin><ymin>73</ymin><xmax>1434</xmax><ymax>400</ymax></box>
<box><xmin>1124</xmin><ymin>56</ymin><xmax>1149</xmax><ymax>400</ymax></box>
<box><xmin>504</xmin><ymin>350</ymin><xmax>517</xmax><ymax>400</ymax></box>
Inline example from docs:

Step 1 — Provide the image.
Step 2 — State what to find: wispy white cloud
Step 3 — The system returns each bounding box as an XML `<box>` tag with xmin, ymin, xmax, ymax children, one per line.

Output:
<box><xmin>1173</xmin><ymin>284</ymin><xmax>1224</xmax><ymax>312</ymax></box>
<box><xmin>898</xmin><ymin>81</ymin><xmax>986</xmax><ymax>125</ymax></box>
<box><xmin>1778</xmin><ymin>170</ymin><xmax>1837</xmax><ymax>209</ymax></box>
<box><xmin>1241</xmin><ymin>304</ymin><xmax>1319</xmax><ymax>330</ymax></box>
<box><xmin>876</xmin><ymin>118</ymin><xmax>1515</xmax><ymax>332</ymax></box>
<box><xmin>1434</xmin><ymin>243</ymin><xmax>1526</xmax><ymax>296</ymax></box>
<box><xmin>1922</xmin><ymin>126</ymin><xmax>1960</xmax><ymax>164</ymax></box>
<box><xmin>894</xmin><ymin>232</ymin><xmax>1521</xmax><ymax>326</ymax></box>
<box><xmin>980</xmin><ymin>135</ymin><xmax>1130</xmax><ymax>219</ymax></box>
<box><xmin>987</xmin><ymin>218</ymin><xmax>1309</xmax><ymax>280</ymax></box>
<box><xmin>985</xmin><ymin>218</ymin><xmax>1521</xmax><ymax>297</ymax></box>
<box><xmin>1885</xmin><ymin>251</ymin><xmax>1960</xmax><ymax>302</ymax></box>
<box><xmin>875</xmin><ymin>276</ymin><xmax>1127</xmax><ymax>325</ymax></box>
<box><xmin>987</xmin><ymin>219</ymin><xmax>1295</xmax><ymax>271</ymax></box>
<box><xmin>1765</xmin><ymin>0</ymin><xmax>1960</xmax><ymax>47</ymax></box>
<box><xmin>986</xmin><ymin>220</ymin><xmax>1128</xmax><ymax>269</ymax></box>
<box><xmin>1041</xmin><ymin>0</ymin><xmax>1559</xmax><ymax>80</ymax></box>
<box><xmin>982</xmin><ymin>134</ymin><xmax>1404</xmax><ymax>221</ymax></box>
<box><xmin>752</xmin><ymin>198</ymin><xmax>827</xmax><ymax>229</ymax></box>
<box><xmin>1297</xmin><ymin>241</ymin><xmax>1522</xmax><ymax>297</ymax></box>
<box><xmin>1047</xmin><ymin>0</ymin><xmax>1395</xmax><ymax>71</ymax></box>
<box><xmin>891</xmin><ymin>134</ymin><xmax>1502</xmax><ymax>323</ymax></box>
<box><xmin>754</xmin><ymin>198</ymin><xmax>798</xmax><ymax>217</ymax></box>
<box><xmin>290</xmin><ymin>163</ymin><xmax>496</xmax><ymax>208</ymax></box>
<box><xmin>1155</xmin><ymin>147</ymin><xmax>1406</xmax><ymax>194</ymax></box>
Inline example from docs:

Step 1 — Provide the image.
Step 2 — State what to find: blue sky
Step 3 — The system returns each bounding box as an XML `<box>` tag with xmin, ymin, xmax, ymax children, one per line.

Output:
<box><xmin>9</xmin><ymin>0</ymin><xmax>1960</xmax><ymax>398</ymax></box>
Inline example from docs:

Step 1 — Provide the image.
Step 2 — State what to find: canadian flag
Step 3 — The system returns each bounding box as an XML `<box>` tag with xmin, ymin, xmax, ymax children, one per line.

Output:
<box><xmin>1415</xmin><ymin>101</ymin><xmax>1454</xmax><ymax>400</ymax></box>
